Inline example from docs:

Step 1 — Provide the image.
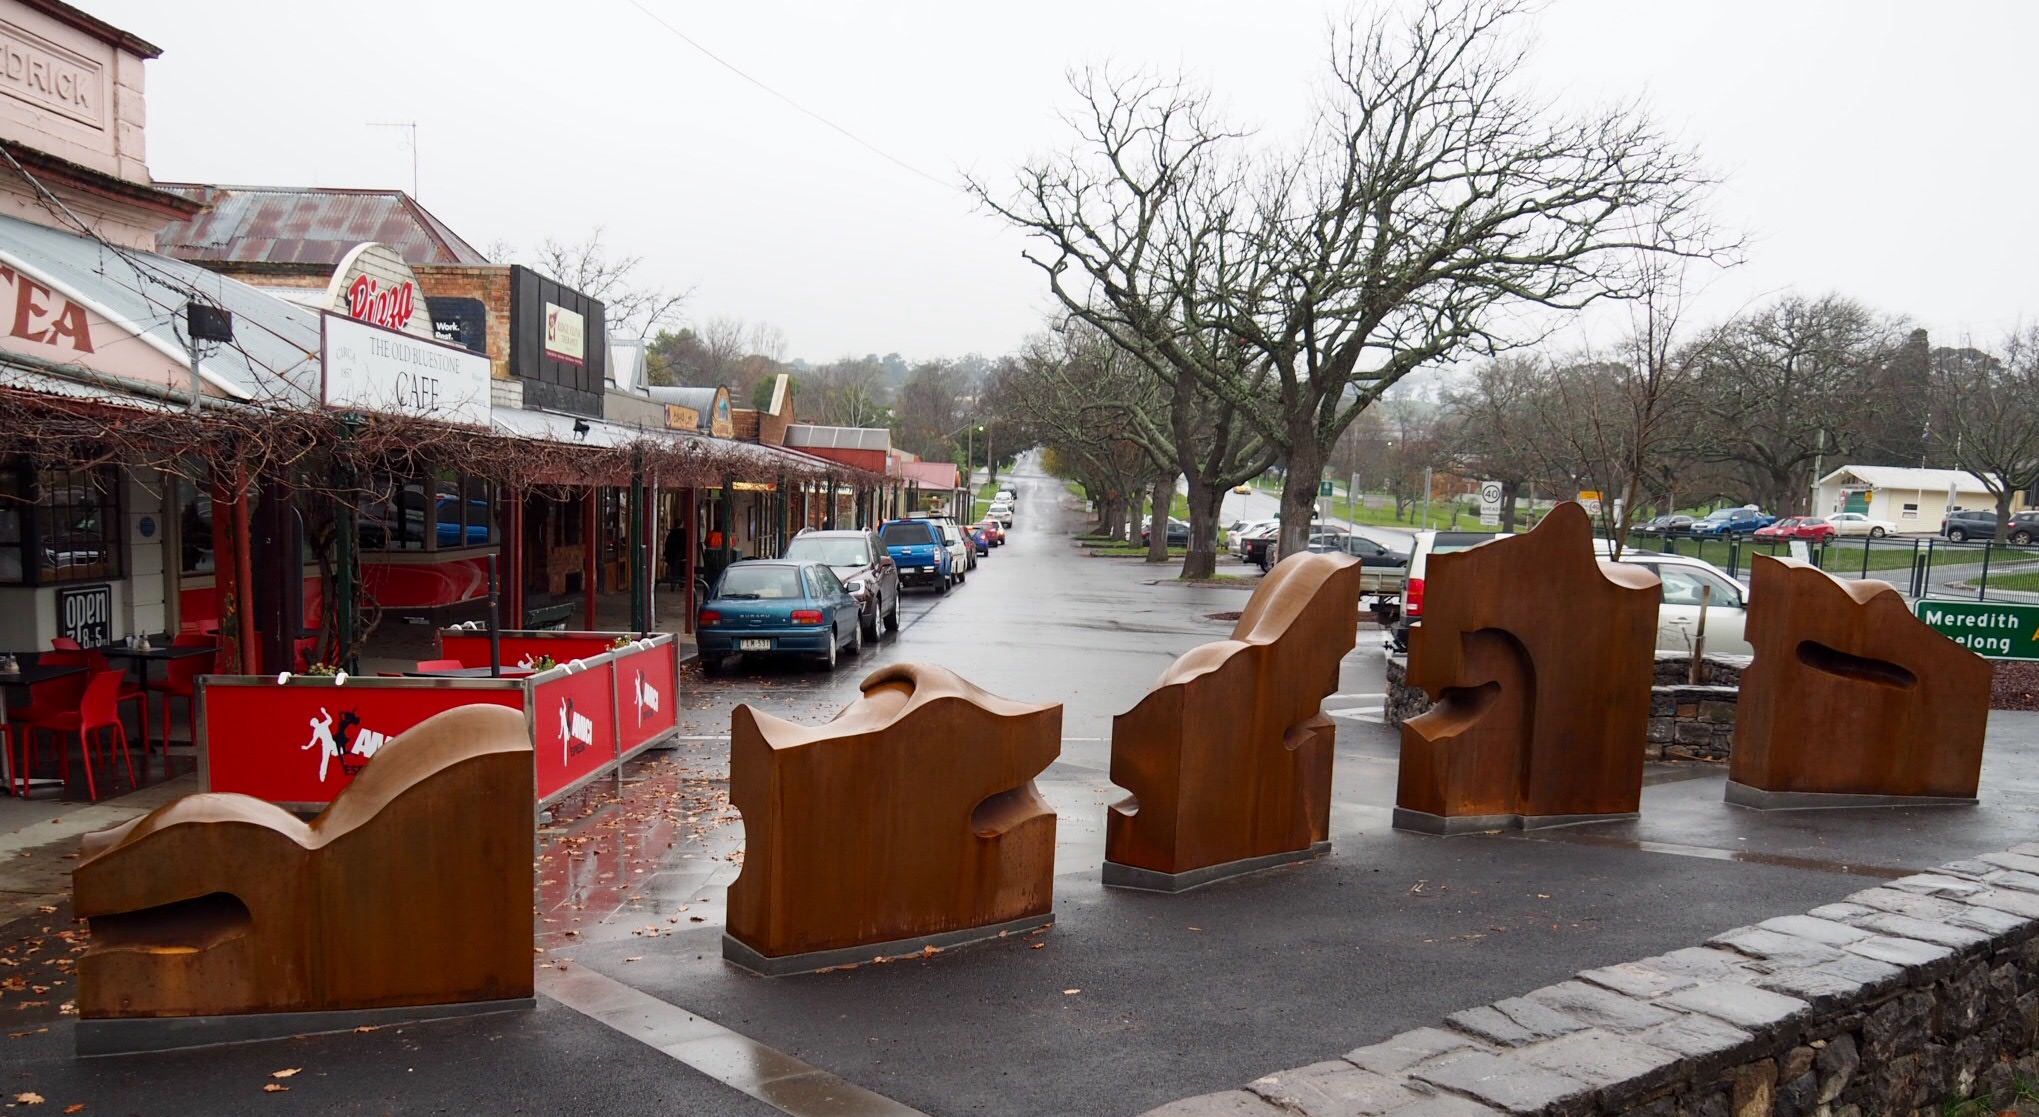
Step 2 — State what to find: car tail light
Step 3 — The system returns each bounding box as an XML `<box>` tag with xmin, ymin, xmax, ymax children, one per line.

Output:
<box><xmin>1405</xmin><ymin>577</ymin><xmax>1425</xmax><ymax>618</ymax></box>
<box><xmin>790</xmin><ymin>610</ymin><xmax>825</xmax><ymax>625</ymax></box>
<box><xmin>698</xmin><ymin>611</ymin><xmax>722</xmax><ymax>626</ymax></box>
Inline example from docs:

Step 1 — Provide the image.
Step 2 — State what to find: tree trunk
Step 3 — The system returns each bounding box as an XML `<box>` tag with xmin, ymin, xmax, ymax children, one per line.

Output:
<box><xmin>1181</xmin><ymin>482</ymin><xmax>1224</xmax><ymax>579</ymax></box>
<box><xmin>1147</xmin><ymin>474</ymin><xmax>1174</xmax><ymax>563</ymax></box>
<box><xmin>1995</xmin><ymin>485</ymin><xmax>2015</xmax><ymax>544</ymax></box>
<box><xmin>1279</xmin><ymin>442</ymin><xmax>1327</xmax><ymax>558</ymax></box>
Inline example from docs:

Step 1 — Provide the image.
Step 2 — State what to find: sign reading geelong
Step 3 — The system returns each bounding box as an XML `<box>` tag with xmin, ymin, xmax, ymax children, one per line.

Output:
<box><xmin>1912</xmin><ymin>598</ymin><xmax>2039</xmax><ymax>661</ymax></box>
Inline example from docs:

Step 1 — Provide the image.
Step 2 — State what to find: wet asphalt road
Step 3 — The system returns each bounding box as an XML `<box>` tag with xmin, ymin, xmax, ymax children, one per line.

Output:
<box><xmin>12</xmin><ymin>460</ymin><xmax>2039</xmax><ymax>1116</ymax></box>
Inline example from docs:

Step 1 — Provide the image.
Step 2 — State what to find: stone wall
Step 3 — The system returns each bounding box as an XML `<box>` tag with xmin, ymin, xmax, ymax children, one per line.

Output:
<box><xmin>1146</xmin><ymin>845</ymin><xmax>2039</xmax><ymax>1117</ymax></box>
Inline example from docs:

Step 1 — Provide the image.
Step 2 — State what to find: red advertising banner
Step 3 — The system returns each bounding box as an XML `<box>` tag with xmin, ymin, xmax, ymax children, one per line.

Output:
<box><xmin>439</xmin><ymin>630</ymin><xmax>622</xmax><ymax>669</ymax></box>
<box><xmin>615</xmin><ymin>642</ymin><xmax>678</xmax><ymax>754</ymax></box>
<box><xmin>529</xmin><ymin>663</ymin><xmax>616</xmax><ymax>800</ymax></box>
<box><xmin>201</xmin><ymin>680</ymin><xmax>524</xmax><ymax>807</ymax></box>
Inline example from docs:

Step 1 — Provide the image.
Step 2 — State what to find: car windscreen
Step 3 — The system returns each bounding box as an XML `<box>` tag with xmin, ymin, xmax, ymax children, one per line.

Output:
<box><xmin>880</xmin><ymin>522</ymin><xmax>936</xmax><ymax>546</ymax></box>
<box><xmin>1431</xmin><ymin>533</ymin><xmax>1501</xmax><ymax>555</ymax></box>
<box><xmin>784</xmin><ymin>537</ymin><xmax>871</xmax><ymax>566</ymax></box>
<box><xmin>717</xmin><ymin>566</ymin><xmax>805</xmax><ymax>600</ymax></box>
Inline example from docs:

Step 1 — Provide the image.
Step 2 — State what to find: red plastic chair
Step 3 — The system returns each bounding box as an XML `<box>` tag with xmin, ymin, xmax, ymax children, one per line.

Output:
<box><xmin>44</xmin><ymin>647</ymin><xmax>150</xmax><ymax>757</ymax></box>
<box><xmin>415</xmin><ymin>659</ymin><xmax>465</xmax><ymax>672</ymax></box>
<box><xmin>9</xmin><ymin>669</ymin><xmax>86</xmax><ymax>729</ymax></box>
<box><xmin>145</xmin><ymin>636</ymin><xmax>216</xmax><ymax>776</ymax></box>
<box><xmin>24</xmin><ymin>669</ymin><xmax>136</xmax><ymax>802</ymax></box>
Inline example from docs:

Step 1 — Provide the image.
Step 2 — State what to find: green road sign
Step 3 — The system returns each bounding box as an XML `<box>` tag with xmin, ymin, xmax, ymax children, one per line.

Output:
<box><xmin>1913</xmin><ymin>598</ymin><xmax>2039</xmax><ymax>660</ymax></box>
<box><xmin>1318</xmin><ymin>480</ymin><xmax>1335</xmax><ymax>497</ymax></box>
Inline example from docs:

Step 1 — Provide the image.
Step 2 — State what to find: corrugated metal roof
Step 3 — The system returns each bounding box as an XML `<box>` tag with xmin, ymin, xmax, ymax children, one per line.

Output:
<box><xmin>784</xmin><ymin>424</ymin><xmax>891</xmax><ymax>452</ymax></box>
<box><xmin>0</xmin><ymin>211</ymin><xmax>321</xmax><ymax>405</ymax></box>
<box><xmin>154</xmin><ymin>185</ymin><xmax>490</xmax><ymax>268</ymax></box>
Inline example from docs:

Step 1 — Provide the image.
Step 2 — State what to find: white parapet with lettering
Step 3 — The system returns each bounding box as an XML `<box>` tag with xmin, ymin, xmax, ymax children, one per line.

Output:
<box><xmin>321</xmin><ymin>312</ymin><xmax>492</xmax><ymax>427</ymax></box>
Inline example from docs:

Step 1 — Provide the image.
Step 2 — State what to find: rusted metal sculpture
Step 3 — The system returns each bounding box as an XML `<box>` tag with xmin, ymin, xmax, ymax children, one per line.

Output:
<box><xmin>725</xmin><ymin>664</ymin><xmax>1060</xmax><ymax>975</ymax></box>
<box><xmin>1728</xmin><ymin>555</ymin><xmax>1991</xmax><ymax>808</ymax></box>
<box><xmin>1395</xmin><ymin>502</ymin><xmax>1661</xmax><ymax>833</ymax></box>
<box><xmin>74</xmin><ymin>705</ymin><xmax>534</xmax><ymax>1053</ymax></box>
<box><xmin>1103</xmin><ymin>551</ymin><xmax>1366</xmax><ymax>891</ymax></box>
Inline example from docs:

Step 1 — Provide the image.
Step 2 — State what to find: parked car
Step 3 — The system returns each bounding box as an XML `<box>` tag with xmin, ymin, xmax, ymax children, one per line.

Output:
<box><xmin>1141</xmin><ymin>517</ymin><xmax>1191</xmax><ymax>547</ymax></box>
<box><xmin>2012</xmin><ymin>512</ymin><xmax>2039</xmax><ymax>546</ymax></box>
<box><xmin>1390</xmin><ymin>529</ymin><xmax>1507</xmax><ymax>652</ymax></box>
<box><xmin>1753</xmin><ymin>516</ymin><xmax>1835</xmax><ymax>543</ymax></box>
<box><xmin>1231</xmin><ymin>519</ymin><xmax>1277</xmax><ymax>557</ymax></box>
<box><xmin>969</xmin><ymin>524</ymin><xmax>990</xmax><ymax>555</ymax></box>
<box><xmin>1636</xmin><ymin>513</ymin><xmax>1695</xmax><ymax>536</ymax></box>
<box><xmin>879</xmin><ymin>518</ymin><xmax>954</xmax><ymax>593</ymax></box>
<box><xmin>1940</xmin><ymin>508</ymin><xmax>1998</xmax><ymax>542</ymax></box>
<box><xmin>988</xmin><ymin>501</ymin><xmax>1014</xmax><ymax>527</ymax></box>
<box><xmin>781</xmin><ymin>528</ymin><xmax>898</xmax><ymax>640</ymax></box>
<box><xmin>1240</xmin><ymin>516</ymin><xmax>1332</xmax><ymax>567</ymax></box>
<box><xmin>1825</xmin><ymin>511</ymin><xmax>1897</xmax><ymax>538</ymax></box>
<box><xmin>974</xmin><ymin>517</ymin><xmax>1005</xmax><ymax>546</ymax></box>
<box><xmin>995</xmin><ymin>489</ymin><xmax>1016</xmax><ymax>503</ymax></box>
<box><xmin>1614</xmin><ymin>552</ymin><xmax>1753</xmax><ymax>657</ymax></box>
<box><xmin>1262</xmin><ymin>529</ymin><xmax>1395</xmax><ymax>572</ymax></box>
<box><xmin>933</xmin><ymin>519</ymin><xmax>973</xmax><ymax>578</ymax></box>
<box><xmin>1686</xmin><ymin>507</ymin><xmax>1774</xmax><ymax>538</ymax></box>
<box><xmin>1233</xmin><ymin>483</ymin><xmax>1253</xmax><ymax>495</ymax></box>
<box><xmin>696</xmin><ymin>560</ymin><xmax>863</xmax><ymax>674</ymax></box>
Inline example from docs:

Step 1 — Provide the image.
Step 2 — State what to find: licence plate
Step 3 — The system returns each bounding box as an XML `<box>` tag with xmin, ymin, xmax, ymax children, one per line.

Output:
<box><xmin>906</xmin><ymin>565</ymin><xmax>927</xmax><ymax>572</ymax></box>
<box><xmin>739</xmin><ymin>639</ymin><xmax>772</xmax><ymax>651</ymax></box>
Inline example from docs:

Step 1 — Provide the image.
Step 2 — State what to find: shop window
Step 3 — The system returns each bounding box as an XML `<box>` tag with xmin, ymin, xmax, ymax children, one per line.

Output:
<box><xmin>0</xmin><ymin>461</ymin><xmax>123</xmax><ymax>585</ymax></box>
<box><xmin>358</xmin><ymin>469</ymin><xmax>496</xmax><ymax>553</ymax></box>
<box><xmin>176</xmin><ymin>474</ymin><xmax>214</xmax><ymax>575</ymax></box>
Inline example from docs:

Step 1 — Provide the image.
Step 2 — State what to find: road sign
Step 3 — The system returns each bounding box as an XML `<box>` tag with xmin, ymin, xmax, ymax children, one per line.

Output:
<box><xmin>1479</xmin><ymin>480</ymin><xmax>1502</xmax><ymax>526</ymax></box>
<box><xmin>1318</xmin><ymin>479</ymin><xmax>1336</xmax><ymax>497</ymax></box>
<box><xmin>1576</xmin><ymin>490</ymin><xmax>1602</xmax><ymax>516</ymax></box>
<box><xmin>1913</xmin><ymin>598</ymin><xmax>2039</xmax><ymax>660</ymax></box>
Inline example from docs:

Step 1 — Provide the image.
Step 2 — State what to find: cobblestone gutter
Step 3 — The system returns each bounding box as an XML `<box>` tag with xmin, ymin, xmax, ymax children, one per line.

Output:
<box><xmin>1143</xmin><ymin>845</ymin><xmax>2039</xmax><ymax>1117</ymax></box>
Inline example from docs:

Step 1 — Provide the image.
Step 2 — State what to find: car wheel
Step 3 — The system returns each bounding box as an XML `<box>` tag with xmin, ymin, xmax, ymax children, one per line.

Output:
<box><xmin>820</xmin><ymin>630</ymin><xmax>839</xmax><ymax>671</ymax></box>
<box><xmin>860</xmin><ymin>608</ymin><xmax>880</xmax><ymax>641</ymax></box>
<box><xmin>883</xmin><ymin>594</ymin><xmax>900</xmax><ymax>632</ymax></box>
<box><xmin>936</xmin><ymin>571</ymin><xmax>951</xmax><ymax>595</ymax></box>
<box><xmin>847</xmin><ymin>618</ymin><xmax>864</xmax><ymax>656</ymax></box>
<box><xmin>700</xmin><ymin>654</ymin><xmax>720</xmax><ymax>677</ymax></box>
<box><xmin>2014</xmin><ymin>531</ymin><xmax>2034</xmax><ymax>546</ymax></box>
<box><xmin>1950</xmin><ymin>529</ymin><xmax>1969</xmax><ymax>543</ymax></box>
<box><xmin>1870</xmin><ymin>526</ymin><xmax>1886</xmax><ymax>539</ymax></box>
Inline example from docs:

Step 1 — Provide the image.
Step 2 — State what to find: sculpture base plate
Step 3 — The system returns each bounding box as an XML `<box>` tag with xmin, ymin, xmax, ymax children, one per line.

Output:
<box><xmin>1101</xmin><ymin>841</ymin><xmax>1332</xmax><ymax>894</ymax></box>
<box><xmin>723</xmin><ymin>912</ymin><xmax>1054</xmax><ymax>977</ymax></box>
<box><xmin>1725</xmin><ymin>781</ymin><xmax>1979</xmax><ymax>811</ymax></box>
<box><xmin>77</xmin><ymin>996</ymin><xmax>535</xmax><ymax>1057</ymax></box>
<box><xmin>1392</xmin><ymin>807</ymin><xmax>1639</xmax><ymax>836</ymax></box>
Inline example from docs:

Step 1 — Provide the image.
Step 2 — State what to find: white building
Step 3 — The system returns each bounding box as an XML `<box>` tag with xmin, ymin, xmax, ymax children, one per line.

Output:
<box><xmin>1811</xmin><ymin>465</ymin><xmax>2032</xmax><ymax>531</ymax></box>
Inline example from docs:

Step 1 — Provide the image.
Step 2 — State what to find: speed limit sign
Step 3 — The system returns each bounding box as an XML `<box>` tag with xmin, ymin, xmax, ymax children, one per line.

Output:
<box><xmin>1479</xmin><ymin>480</ymin><xmax>1502</xmax><ymax>525</ymax></box>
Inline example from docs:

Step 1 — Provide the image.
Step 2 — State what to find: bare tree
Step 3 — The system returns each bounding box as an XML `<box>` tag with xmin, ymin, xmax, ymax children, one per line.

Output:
<box><xmin>1934</xmin><ymin>331</ymin><xmax>2039</xmax><ymax>544</ymax></box>
<box><xmin>1436</xmin><ymin>357</ymin><xmax>1546</xmax><ymax>530</ymax></box>
<box><xmin>522</xmin><ymin>228</ymin><xmax>689</xmax><ymax>337</ymax></box>
<box><xmin>807</xmin><ymin>356</ymin><xmax>891</xmax><ymax>427</ymax></box>
<box><xmin>976</xmin><ymin>0</ymin><xmax>1728</xmax><ymax>558</ymax></box>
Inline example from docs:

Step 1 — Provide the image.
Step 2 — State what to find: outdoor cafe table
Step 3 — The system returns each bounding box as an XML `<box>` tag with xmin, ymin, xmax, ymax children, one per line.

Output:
<box><xmin>0</xmin><ymin>659</ymin><xmax>87</xmax><ymax>795</ymax></box>
<box><xmin>99</xmin><ymin>640</ymin><xmax>215</xmax><ymax>690</ymax></box>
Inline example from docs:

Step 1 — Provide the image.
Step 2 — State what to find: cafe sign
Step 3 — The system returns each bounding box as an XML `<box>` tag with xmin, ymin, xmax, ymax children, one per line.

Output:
<box><xmin>1913</xmin><ymin>598</ymin><xmax>2039</xmax><ymax>661</ymax></box>
<box><xmin>322</xmin><ymin>243</ymin><xmax>435</xmax><ymax>340</ymax></box>
<box><xmin>57</xmin><ymin>583</ymin><xmax>111</xmax><ymax>649</ymax></box>
<box><xmin>321</xmin><ymin>313</ymin><xmax>492</xmax><ymax>427</ymax></box>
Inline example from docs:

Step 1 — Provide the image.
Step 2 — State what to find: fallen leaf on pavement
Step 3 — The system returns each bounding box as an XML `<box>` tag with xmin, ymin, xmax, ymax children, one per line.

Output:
<box><xmin>64</xmin><ymin>1105</ymin><xmax>84</xmax><ymax>1114</ymax></box>
<box><xmin>1062</xmin><ymin>989</ymin><xmax>1081</xmax><ymax>995</ymax></box>
<box><xmin>262</xmin><ymin>1084</ymin><xmax>289</xmax><ymax>1093</ymax></box>
<box><xmin>1030</xmin><ymin>943</ymin><xmax>1045</xmax><ymax>950</ymax></box>
<box><xmin>14</xmin><ymin>1092</ymin><xmax>43</xmax><ymax>1105</ymax></box>
<box><xmin>271</xmin><ymin>1069</ymin><xmax>300</xmax><ymax>1079</ymax></box>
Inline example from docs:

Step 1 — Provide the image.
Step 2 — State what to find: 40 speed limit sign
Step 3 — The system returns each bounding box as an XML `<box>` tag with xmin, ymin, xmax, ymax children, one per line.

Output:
<box><xmin>1478</xmin><ymin>481</ymin><xmax>1503</xmax><ymax>525</ymax></box>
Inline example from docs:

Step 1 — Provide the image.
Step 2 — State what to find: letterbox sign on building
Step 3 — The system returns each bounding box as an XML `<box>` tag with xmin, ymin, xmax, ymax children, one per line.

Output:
<box><xmin>509</xmin><ymin>265</ymin><xmax>605</xmax><ymax>417</ymax></box>
<box><xmin>321</xmin><ymin>313</ymin><xmax>493</xmax><ymax>428</ymax></box>
<box><xmin>321</xmin><ymin>243</ymin><xmax>436</xmax><ymax>340</ymax></box>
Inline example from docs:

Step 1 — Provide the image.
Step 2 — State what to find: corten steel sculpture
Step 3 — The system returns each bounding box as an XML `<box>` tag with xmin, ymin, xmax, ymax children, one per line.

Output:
<box><xmin>74</xmin><ymin>705</ymin><xmax>534</xmax><ymax>1054</ymax></box>
<box><xmin>725</xmin><ymin>663</ymin><xmax>1060</xmax><ymax>975</ymax></box>
<box><xmin>1103</xmin><ymin>551</ymin><xmax>1366</xmax><ymax>891</ymax></box>
<box><xmin>1728</xmin><ymin>555</ymin><xmax>1992</xmax><ymax>808</ymax></box>
<box><xmin>1395</xmin><ymin>502</ymin><xmax>1662</xmax><ymax>834</ymax></box>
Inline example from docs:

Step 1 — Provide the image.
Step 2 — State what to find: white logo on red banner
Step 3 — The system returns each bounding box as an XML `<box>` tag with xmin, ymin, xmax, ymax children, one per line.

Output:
<box><xmin>633</xmin><ymin>670</ymin><xmax>660</xmax><ymax>725</ymax></box>
<box><xmin>301</xmin><ymin>706</ymin><xmax>393</xmax><ymax>783</ymax></box>
<box><xmin>558</xmin><ymin>697</ymin><xmax>595</xmax><ymax>765</ymax></box>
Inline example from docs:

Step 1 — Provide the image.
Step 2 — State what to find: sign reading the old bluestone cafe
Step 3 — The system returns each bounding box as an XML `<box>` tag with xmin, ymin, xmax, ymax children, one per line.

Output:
<box><xmin>321</xmin><ymin>313</ymin><xmax>492</xmax><ymax>427</ymax></box>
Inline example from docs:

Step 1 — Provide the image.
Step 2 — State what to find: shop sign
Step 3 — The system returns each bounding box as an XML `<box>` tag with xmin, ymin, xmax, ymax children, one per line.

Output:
<box><xmin>56</xmin><ymin>583</ymin><xmax>111</xmax><ymax>648</ymax></box>
<box><xmin>0</xmin><ymin>24</ymin><xmax>102</xmax><ymax>127</ymax></box>
<box><xmin>711</xmin><ymin>390</ymin><xmax>733</xmax><ymax>438</ymax></box>
<box><xmin>0</xmin><ymin>264</ymin><xmax>93</xmax><ymax>353</ymax></box>
<box><xmin>1913</xmin><ymin>598</ymin><xmax>2039</xmax><ymax>661</ymax></box>
<box><xmin>664</xmin><ymin>403</ymin><xmax>701</xmax><ymax>431</ymax></box>
<box><xmin>322</xmin><ymin>313</ymin><xmax>492</xmax><ymax>427</ymax></box>
<box><xmin>543</xmin><ymin>302</ymin><xmax>585</xmax><ymax>365</ymax></box>
<box><xmin>322</xmin><ymin>243</ymin><xmax>435</xmax><ymax>340</ymax></box>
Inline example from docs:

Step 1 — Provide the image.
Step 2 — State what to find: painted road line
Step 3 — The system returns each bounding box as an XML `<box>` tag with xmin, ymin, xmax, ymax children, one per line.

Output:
<box><xmin>543</xmin><ymin>964</ymin><xmax>931</xmax><ymax>1117</ymax></box>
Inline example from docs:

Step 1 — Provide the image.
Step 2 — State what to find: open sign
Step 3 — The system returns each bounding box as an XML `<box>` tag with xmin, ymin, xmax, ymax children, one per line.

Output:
<box><xmin>57</xmin><ymin>583</ymin><xmax>112</xmax><ymax>648</ymax></box>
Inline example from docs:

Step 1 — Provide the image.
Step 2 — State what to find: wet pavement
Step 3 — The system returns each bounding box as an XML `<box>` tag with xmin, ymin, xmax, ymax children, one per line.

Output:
<box><xmin>5</xmin><ymin>461</ymin><xmax>2039</xmax><ymax>1115</ymax></box>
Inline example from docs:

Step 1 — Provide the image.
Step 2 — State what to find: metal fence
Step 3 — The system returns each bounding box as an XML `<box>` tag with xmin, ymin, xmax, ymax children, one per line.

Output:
<box><xmin>1624</xmin><ymin>531</ymin><xmax>2039</xmax><ymax>601</ymax></box>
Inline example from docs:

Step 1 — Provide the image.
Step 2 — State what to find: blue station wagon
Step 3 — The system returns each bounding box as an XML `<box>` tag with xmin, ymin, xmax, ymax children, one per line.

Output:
<box><xmin>696</xmin><ymin>560</ymin><xmax>863</xmax><ymax>674</ymax></box>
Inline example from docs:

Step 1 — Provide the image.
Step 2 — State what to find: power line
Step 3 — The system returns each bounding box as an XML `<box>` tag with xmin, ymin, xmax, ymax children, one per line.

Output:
<box><xmin>622</xmin><ymin>0</ymin><xmax>954</xmax><ymax>191</ymax></box>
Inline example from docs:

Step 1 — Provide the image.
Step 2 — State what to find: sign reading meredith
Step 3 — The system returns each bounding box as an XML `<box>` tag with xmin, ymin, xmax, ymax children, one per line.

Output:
<box><xmin>321</xmin><ymin>313</ymin><xmax>491</xmax><ymax>427</ymax></box>
<box><xmin>1913</xmin><ymin>598</ymin><xmax>2039</xmax><ymax>661</ymax></box>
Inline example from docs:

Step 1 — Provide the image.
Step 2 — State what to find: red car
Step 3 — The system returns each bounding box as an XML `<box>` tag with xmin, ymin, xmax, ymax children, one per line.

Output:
<box><xmin>1754</xmin><ymin>516</ymin><xmax>1835</xmax><ymax>543</ymax></box>
<box><xmin>974</xmin><ymin>517</ymin><xmax>1005</xmax><ymax>546</ymax></box>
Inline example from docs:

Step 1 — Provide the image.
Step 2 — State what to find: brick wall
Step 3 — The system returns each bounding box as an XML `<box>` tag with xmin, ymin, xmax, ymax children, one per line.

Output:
<box><xmin>413</xmin><ymin>265</ymin><xmax>514</xmax><ymax>380</ymax></box>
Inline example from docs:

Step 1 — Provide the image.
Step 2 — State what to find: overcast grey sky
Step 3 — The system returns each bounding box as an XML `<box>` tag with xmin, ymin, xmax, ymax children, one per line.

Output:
<box><xmin>96</xmin><ymin>0</ymin><xmax>2038</xmax><ymax>365</ymax></box>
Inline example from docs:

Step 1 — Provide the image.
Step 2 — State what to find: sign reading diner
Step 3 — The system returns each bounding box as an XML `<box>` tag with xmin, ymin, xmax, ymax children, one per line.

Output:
<box><xmin>321</xmin><ymin>312</ymin><xmax>491</xmax><ymax>427</ymax></box>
